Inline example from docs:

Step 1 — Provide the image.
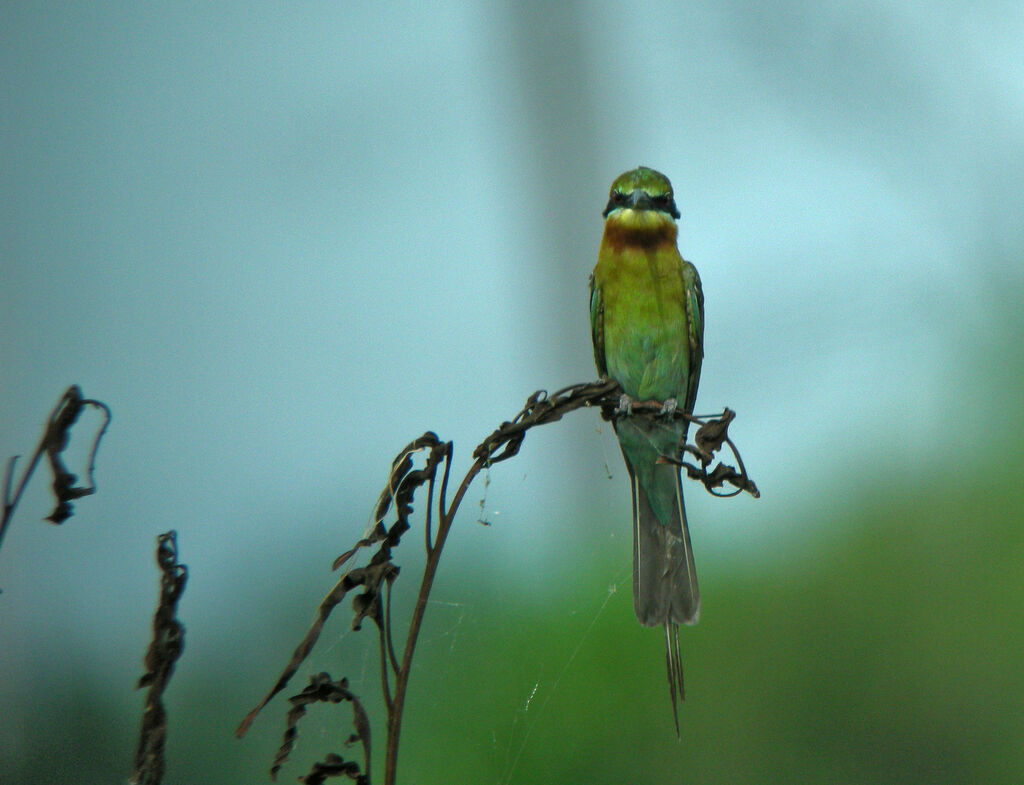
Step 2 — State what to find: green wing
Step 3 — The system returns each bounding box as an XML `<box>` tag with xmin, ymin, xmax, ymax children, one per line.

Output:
<box><xmin>589</xmin><ymin>275</ymin><xmax>607</xmax><ymax>377</ymax></box>
<box><xmin>682</xmin><ymin>261</ymin><xmax>704</xmax><ymax>414</ymax></box>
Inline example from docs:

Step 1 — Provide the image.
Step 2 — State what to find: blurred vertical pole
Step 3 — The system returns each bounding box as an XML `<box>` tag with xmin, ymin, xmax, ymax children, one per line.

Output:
<box><xmin>499</xmin><ymin>1</ymin><xmax>608</xmax><ymax>505</ymax></box>
<box><xmin>501</xmin><ymin>0</ymin><xmax>602</xmax><ymax>376</ymax></box>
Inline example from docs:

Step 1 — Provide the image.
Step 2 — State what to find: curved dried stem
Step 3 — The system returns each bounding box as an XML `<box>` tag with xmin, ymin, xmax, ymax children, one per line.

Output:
<box><xmin>1</xmin><ymin>385</ymin><xmax>111</xmax><ymax>557</ymax></box>
<box><xmin>237</xmin><ymin>379</ymin><xmax>758</xmax><ymax>784</ymax></box>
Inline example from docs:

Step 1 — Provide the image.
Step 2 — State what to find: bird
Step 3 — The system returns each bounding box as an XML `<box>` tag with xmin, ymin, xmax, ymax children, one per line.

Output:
<box><xmin>589</xmin><ymin>166</ymin><xmax>704</xmax><ymax>732</ymax></box>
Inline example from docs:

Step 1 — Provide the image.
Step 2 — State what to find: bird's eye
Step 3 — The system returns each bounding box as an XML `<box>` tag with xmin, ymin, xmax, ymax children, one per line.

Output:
<box><xmin>612</xmin><ymin>191</ymin><xmax>626</xmax><ymax>203</ymax></box>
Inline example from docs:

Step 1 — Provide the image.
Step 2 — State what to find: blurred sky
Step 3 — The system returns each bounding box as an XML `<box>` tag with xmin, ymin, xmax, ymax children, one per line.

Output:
<box><xmin>2</xmin><ymin>1</ymin><xmax>1023</xmax><ymax>779</ymax></box>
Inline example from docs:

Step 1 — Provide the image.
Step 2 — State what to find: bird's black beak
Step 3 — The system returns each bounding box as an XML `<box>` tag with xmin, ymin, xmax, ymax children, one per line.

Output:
<box><xmin>627</xmin><ymin>189</ymin><xmax>655</xmax><ymax>210</ymax></box>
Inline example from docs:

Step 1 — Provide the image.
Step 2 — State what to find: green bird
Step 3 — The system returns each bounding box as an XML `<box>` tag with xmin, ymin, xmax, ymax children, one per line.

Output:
<box><xmin>589</xmin><ymin>166</ymin><xmax>704</xmax><ymax>730</ymax></box>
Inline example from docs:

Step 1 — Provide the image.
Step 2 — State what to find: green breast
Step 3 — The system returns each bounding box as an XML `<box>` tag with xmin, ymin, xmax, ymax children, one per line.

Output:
<box><xmin>595</xmin><ymin>242</ymin><xmax>692</xmax><ymax>403</ymax></box>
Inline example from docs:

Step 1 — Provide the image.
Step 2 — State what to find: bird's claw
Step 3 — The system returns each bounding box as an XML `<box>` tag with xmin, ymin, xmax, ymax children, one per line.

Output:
<box><xmin>658</xmin><ymin>398</ymin><xmax>679</xmax><ymax>418</ymax></box>
<box><xmin>616</xmin><ymin>394</ymin><xmax>634</xmax><ymax>416</ymax></box>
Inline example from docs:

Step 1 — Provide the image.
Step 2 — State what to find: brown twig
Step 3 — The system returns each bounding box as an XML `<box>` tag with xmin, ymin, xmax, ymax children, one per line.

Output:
<box><xmin>1</xmin><ymin>385</ymin><xmax>111</xmax><ymax>558</ymax></box>
<box><xmin>237</xmin><ymin>379</ymin><xmax>758</xmax><ymax>784</ymax></box>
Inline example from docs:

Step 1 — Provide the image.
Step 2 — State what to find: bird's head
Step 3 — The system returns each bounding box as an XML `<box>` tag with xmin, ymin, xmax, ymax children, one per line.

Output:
<box><xmin>602</xmin><ymin>166</ymin><xmax>680</xmax><ymax>236</ymax></box>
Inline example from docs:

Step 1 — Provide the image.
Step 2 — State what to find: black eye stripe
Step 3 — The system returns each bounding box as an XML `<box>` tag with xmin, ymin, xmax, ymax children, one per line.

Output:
<box><xmin>602</xmin><ymin>188</ymin><xmax>680</xmax><ymax>219</ymax></box>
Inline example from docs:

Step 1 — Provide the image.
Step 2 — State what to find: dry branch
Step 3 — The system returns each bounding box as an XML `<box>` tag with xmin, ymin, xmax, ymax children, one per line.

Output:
<box><xmin>238</xmin><ymin>379</ymin><xmax>758</xmax><ymax>784</ymax></box>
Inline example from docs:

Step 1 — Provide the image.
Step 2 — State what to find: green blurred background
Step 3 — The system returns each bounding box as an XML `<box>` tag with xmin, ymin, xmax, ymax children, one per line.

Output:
<box><xmin>2</xmin><ymin>3</ymin><xmax>1022</xmax><ymax>783</ymax></box>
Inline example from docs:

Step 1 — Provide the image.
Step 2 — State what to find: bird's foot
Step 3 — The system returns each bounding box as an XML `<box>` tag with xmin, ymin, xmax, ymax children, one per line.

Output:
<box><xmin>615</xmin><ymin>394</ymin><xmax>635</xmax><ymax>416</ymax></box>
<box><xmin>658</xmin><ymin>398</ymin><xmax>679</xmax><ymax>418</ymax></box>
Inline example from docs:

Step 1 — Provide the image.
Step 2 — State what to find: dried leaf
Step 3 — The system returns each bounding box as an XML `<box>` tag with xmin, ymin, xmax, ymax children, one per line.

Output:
<box><xmin>271</xmin><ymin>673</ymin><xmax>369</xmax><ymax>784</ymax></box>
<box><xmin>130</xmin><ymin>531</ymin><xmax>188</xmax><ymax>785</ymax></box>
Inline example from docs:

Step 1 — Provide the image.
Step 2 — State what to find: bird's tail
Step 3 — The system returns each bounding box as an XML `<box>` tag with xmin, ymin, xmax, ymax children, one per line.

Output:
<box><xmin>665</xmin><ymin>621</ymin><xmax>684</xmax><ymax>734</ymax></box>
<box><xmin>617</xmin><ymin>416</ymin><xmax>700</xmax><ymax>626</ymax></box>
<box><xmin>616</xmin><ymin>415</ymin><xmax>699</xmax><ymax>732</ymax></box>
